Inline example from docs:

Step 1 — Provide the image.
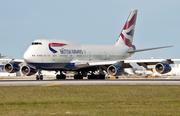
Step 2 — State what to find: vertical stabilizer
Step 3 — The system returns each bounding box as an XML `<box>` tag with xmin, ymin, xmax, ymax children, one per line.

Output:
<box><xmin>114</xmin><ymin>10</ymin><xmax>137</xmax><ymax>50</ymax></box>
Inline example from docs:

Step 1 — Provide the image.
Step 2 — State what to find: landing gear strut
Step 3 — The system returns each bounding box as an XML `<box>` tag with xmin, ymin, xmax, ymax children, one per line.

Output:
<box><xmin>56</xmin><ymin>71</ymin><xmax>66</xmax><ymax>79</ymax></box>
<box><xmin>87</xmin><ymin>68</ymin><xmax>105</xmax><ymax>79</ymax></box>
<box><xmin>74</xmin><ymin>72</ymin><xmax>83</xmax><ymax>79</ymax></box>
<box><xmin>36</xmin><ymin>70</ymin><xmax>43</xmax><ymax>80</ymax></box>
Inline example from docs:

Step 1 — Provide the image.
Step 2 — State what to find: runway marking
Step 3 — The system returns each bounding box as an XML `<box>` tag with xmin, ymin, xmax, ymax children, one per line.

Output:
<box><xmin>43</xmin><ymin>82</ymin><xmax>62</xmax><ymax>86</ymax></box>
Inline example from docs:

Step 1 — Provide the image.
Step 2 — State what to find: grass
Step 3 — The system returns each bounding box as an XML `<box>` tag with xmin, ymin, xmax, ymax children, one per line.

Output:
<box><xmin>0</xmin><ymin>85</ymin><xmax>180</xmax><ymax>116</ymax></box>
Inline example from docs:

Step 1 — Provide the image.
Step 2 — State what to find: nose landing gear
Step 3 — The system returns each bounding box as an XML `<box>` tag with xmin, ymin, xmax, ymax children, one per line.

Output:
<box><xmin>36</xmin><ymin>75</ymin><xmax>43</xmax><ymax>80</ymax></box>
<box><xmin>36</xmin><ymin>70</ymin><xmax>43</xmax><ymax>80</ymax></box>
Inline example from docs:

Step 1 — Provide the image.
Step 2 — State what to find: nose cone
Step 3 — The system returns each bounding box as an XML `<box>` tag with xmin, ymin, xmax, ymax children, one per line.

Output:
<box><xmin>23</xmin><ymin>50</ymin><xmax>32</xmax><ymax>63</ymax></box>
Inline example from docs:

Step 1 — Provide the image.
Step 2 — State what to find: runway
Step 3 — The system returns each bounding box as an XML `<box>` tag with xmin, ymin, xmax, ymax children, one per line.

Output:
<box><xmin>0</xmin><ymin>79</ymin><xmax>180</xmax><ymax>86</ymax></box>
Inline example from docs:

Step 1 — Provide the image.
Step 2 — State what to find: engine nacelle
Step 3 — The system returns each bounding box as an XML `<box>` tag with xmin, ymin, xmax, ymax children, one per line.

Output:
<box><xmin>4</xmin><ymin>62</ymin><xmax>20</xmax><ymax>73</ymax></box>
<box><xmin>155</xmin><ymin>63</ymin><xmax>171</xmax><ymax>74</ymax></box>
<box><xmin>21</xmin><ymin>65</ymin><xmax>37</xmax><ymax>76</ymax></box>
<box><xmin>107</xmin><ymin>65</ymin><xmax>124</xmax><ymax>76</ymax></box>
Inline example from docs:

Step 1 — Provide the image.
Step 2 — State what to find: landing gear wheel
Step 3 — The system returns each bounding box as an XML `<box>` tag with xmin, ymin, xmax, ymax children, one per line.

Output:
<box><xmin>36</xmin><ymin>75</ymin><xmax>40</xmax><ymax>80</ymax></box>
<box><xmin>40</xmin><ymin>75</ymin><xmax>43</xmax><ymax>80</ymax></box>
<box><xmin>56</xmin><ymin>74</ymin><xmax>66</xmax><ymax>79</ymax></box>
<box><xmin>74</xmin><ymin>75</ymin><xmax>83</xmax><ymax>79</ymax></box>
<box><xmin>88</xmin><ymin>75</ymin><xmax>105</xmax><ymax>79</ymax></box>
<box><xmin>36</xmin><ymin>69</ymin><xmax>43</xmax><ymax>80</ymax></box>
<box><xmin>36</xmin><ymin>75</ymin><xmax>43</xmax><ymax>80</ymax></box>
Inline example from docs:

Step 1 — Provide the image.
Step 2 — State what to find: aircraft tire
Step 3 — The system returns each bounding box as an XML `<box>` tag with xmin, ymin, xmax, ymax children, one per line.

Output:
<box><xmin>88</xmin><ymin>75</ymin><xmax>105</xmax><ymax>79</ymax></box>
<box><xmin>40</xmin><ymin>75</ymin><xmax>43</xmax><ymax>80</ymax></box>
<box><xmin>56</xmin><ymin>74</ymin><xmax>66</xmax><ymax>79</ymax></box>
<box><xmin>74</xmin><ymin>75</ymin><xmax>83</xmax><ymax>79</ymax></box>
<box><xmin>36</xmin><ymin>75</ymin><xmax>40</xmax><ymax>80</ymax></box>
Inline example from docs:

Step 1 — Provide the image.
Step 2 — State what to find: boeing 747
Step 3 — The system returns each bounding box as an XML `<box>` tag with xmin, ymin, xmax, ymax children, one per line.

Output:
<box><xmin>4</xmin><ymin>10</ymin><xmax>177</xmax><ymax>80</ymax></box>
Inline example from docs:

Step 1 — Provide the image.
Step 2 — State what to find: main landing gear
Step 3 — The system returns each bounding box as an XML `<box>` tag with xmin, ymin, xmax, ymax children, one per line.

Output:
<box><xmin>87</xmin><ymin>68</ymin><xmax>106</xmax><ymax>79</ymax></box>
<box><xmin>74</xmin><ymin>72</ymin><xmax>83</xmax><ymax>79</ymax></box>
<box><xmin>55</xmin><ymin>71</ymin><xmax>84</xmax><ymax>80</ymax></box>
<box><xmin>55</xmin><ymin>71</ymin><xmax>105</xmax><ymax>80</ymax></box>
<box><xmin>87</xmin><ymin>74</ymin><xmax>105</xmax><ymax>79</ymax></box>
<box><xmin>36</xmin><ymin>69</ymin><xmax>106</xmax><ymax>80</ymax></box>
<box><xmin>56</xmin><ymin>71</ymin><xmax>66</xmax><ymax>79</ymax></box>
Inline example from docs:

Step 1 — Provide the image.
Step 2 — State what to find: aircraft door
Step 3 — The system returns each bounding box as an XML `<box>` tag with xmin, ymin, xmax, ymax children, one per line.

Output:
<box><xmin>52</xmin><ymin>55</ymin><xmax>57</xmax><ymax>62</ymax></box>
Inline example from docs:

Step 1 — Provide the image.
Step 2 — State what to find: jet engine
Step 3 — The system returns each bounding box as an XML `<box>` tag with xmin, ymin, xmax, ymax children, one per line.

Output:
<box><xmin>155</xmin><ymin>62</ymin><xmax>171</xmax><ymax>74</ymax></box>
<box><xmin>107</xmin><ymin>65</ymin><xmax>124</xmax><ymax>76</ymax></box>
<box><xmin>21</xmin><ymin>65</ymin><xmax>37</xmax><ymax>76</ymax></box>
<box><xmin>4</xmin><ymin>62</ymin><xmax>20</xmax><ymax>73</ymax></box>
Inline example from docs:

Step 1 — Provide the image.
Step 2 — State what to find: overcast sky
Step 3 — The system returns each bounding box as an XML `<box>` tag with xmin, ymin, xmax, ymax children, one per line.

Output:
<box><xmin>0</xmin><ymin>0</ymin><xmax>180</xmax><ymax>59</ymax></box>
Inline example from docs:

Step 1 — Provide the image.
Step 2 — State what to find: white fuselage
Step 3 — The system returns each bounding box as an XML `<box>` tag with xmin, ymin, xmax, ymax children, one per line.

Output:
<box><xmin>23</xmin><ymin>39</ymin><xmax>134</xmax><ymax>70</ymax></box>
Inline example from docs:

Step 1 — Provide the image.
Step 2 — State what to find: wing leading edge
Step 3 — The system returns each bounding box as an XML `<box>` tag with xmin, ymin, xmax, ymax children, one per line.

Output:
<box><xmin>74</xmin><ymin>59</ymin><xmax>180</xmax><ymax>69</ymax></box>
<box><xmin>128</xmin><ymin>46</ymin><xmax>173</xmax><ymax>53</ymax></box>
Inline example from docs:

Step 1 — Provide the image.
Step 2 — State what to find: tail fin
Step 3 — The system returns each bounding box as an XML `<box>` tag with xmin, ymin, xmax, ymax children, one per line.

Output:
<box><xmin>114</xmin><ymin>10</ymin><xmax>137</xmax><ymax>50</ymax></box>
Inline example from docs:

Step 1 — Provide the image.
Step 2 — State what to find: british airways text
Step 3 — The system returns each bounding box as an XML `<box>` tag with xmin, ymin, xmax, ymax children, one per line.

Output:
<box><xmin>60</xmin><ymin>48</ymin><xmax>84</xmax><ymax>54</ymax></box>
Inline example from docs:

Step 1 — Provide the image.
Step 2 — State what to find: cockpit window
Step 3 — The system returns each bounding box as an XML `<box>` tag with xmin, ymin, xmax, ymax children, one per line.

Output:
<box><xmin>32</xmin><ymin>42</ymin><xmax>42</xmax><ymax>45</ymax></box>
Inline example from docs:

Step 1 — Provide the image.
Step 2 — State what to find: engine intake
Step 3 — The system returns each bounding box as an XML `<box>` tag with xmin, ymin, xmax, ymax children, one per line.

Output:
<box><xmin>21</xmin><ymin>65</ymin><xmax>37</xmax><ymax>76</ymax></box>
<box><xmin>107</xmin><ymin>65</ymin><xmax>124</xmax><ymax>76</ymax></box>
<box><xmin>4</xmin><ymin>62</ymin><xmax>20</xmax><ymax>73</ymax></box>
<box><xmin>155</xmin><ymin>63</ymin><xmax>171</xmax><ymax>74</ymax></box>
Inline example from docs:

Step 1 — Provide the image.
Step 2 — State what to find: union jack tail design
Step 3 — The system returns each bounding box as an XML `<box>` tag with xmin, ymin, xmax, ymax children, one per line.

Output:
<box><xmin>114</xmin><ymin>10</ymin><xmax>137</xmax><ymax>50</ymax></box>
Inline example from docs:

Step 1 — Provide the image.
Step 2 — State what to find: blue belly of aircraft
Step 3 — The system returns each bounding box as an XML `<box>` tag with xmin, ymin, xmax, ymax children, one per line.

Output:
<box><xmin>27</xmin><ymin>62</ymin><xmax>81</xmax><ymax>71</ymax></box>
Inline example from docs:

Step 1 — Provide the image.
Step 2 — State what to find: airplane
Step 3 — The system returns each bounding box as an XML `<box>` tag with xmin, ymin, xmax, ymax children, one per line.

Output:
<box><xmin>4</xmin><ymin>10</ymin><xmax>178</xmax><ymax>80</ymax></box>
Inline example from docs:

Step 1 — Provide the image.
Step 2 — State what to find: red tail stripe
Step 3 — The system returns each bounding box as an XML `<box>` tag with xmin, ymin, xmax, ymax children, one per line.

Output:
<box><xmin>123</xmin><ymin>14</ymin><xmax>137</xmax><ymax>30</ymax></box>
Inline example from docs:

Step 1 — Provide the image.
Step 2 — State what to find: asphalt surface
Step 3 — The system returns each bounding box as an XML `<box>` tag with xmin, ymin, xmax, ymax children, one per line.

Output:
<box><xmin>0</xmin><ymin>79</ymin><xmax>180</xmax><ymax>86</ymax></box>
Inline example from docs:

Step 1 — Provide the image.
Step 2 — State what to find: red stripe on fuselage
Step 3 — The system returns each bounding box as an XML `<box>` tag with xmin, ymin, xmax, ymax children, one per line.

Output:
<box><xmin>49</xmin><ymin>43</ymin><xmax>67</xmax><ymax>47</ymax></box>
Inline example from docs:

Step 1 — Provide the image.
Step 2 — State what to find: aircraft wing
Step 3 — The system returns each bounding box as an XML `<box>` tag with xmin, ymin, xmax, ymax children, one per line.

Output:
<box><xmin>74</xmin><ymin>59</ymin><xmax>180</xmax><ymax>69</ymax></box>
<box><xmin>11</xmin><ymin>59</ymin><xmax>25</xmax><ymax>64</ymax></box>
<box><xmin>128</xmin><ymin>46</ymin><xmax>173</xmax><ymax>53</ymax></box>
<box><xmin>0</xmin><ymin>58</ymin><xmax>24</xmax><ymax>65</ymax></box>
<box><xmin>74</xmin><ymin>60</ymin><xmax>117</xmax><ymax>68</ymax></box>
<box><xmin>124</xmin><ymin>59</ymin><xmax>180</xmax><ymax>68</ymax></box>
<box><xmin>8</xmin><ymin>59</ymin><xmax>24</xmax><ymax>64</ymax></box>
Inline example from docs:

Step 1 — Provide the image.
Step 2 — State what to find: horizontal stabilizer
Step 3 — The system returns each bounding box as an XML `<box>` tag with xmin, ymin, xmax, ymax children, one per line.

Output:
<box><xmin>128</xmin><ymin>46</ymin><xmax>173</xmax><ymax>53</ymax></box>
